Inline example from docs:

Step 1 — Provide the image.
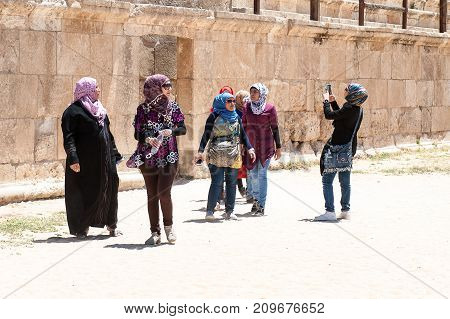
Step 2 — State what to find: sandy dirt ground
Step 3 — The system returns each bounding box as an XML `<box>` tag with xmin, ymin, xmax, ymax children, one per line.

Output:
<box><xmin>0</xmin><ymin>161</ymin><xmax>449</xmax><ymax>299</ymax></box>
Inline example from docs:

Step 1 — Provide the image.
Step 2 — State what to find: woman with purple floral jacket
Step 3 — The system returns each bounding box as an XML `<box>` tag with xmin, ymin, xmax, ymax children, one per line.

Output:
<box><xmin>127</xmin><ymin>74</ymin><xmax>186</xmax><ymax>245</ymax></box>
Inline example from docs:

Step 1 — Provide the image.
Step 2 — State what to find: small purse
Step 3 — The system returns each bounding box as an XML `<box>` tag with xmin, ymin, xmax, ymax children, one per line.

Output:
<box><xmin>323</xmin><ymin>109</ymin><xmax>362</xmax><ymax>174</ymax></box>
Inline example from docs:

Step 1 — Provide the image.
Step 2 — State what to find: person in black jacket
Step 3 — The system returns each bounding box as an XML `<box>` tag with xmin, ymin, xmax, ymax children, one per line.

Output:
<box><xmin>315</xmin><ymin>83</ymin><xmax>368</xmax><ymax>221</ymax></box>
<box><xmin>61</xmin><ymin>77</ymin><xmax>122</xmax><ymax>238</ymax></box>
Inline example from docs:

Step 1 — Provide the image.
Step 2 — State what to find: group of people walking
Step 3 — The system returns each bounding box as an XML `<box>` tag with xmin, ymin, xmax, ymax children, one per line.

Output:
<box><xmin>61</xmin><ymin>74</ymin><xmax>368</xmax><ymax>245</ymax></box>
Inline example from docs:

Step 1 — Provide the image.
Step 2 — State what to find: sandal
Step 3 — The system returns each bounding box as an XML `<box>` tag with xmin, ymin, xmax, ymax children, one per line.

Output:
<box><xmin>107</xmin><ymin>226</ymin><xmax>123</xmax><ymax>237</ymax></box>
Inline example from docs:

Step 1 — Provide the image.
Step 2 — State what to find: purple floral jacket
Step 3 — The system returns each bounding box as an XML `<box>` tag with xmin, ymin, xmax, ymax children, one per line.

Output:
<box><xmin>128</xmin><ymin>101</ymin><xmax>185</xmax><ymax>168</ymax></box>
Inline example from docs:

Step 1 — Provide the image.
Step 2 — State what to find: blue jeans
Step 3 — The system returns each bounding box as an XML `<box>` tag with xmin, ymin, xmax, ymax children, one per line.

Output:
<box><xmin>322</xmin><ymin>171</ymin><xmax>351</xmax><ymax>213</ymax></box>
<box><xmin>248</xmin><ymin>159</ymin><xmax>270</xmax><ymax>208</ymax></box>
<box><xmin>207</xmin><ymin>164</ymin><xmax>238</xmax><ymax>213</ymax></box>
<box><xmin>246</xmin><ymin>173</ymin><xmax>253</xmax><ymax>197</ymax></box>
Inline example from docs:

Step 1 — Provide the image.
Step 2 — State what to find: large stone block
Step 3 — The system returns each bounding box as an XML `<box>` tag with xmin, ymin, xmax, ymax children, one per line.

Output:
<box><xmin>359</xmin><ymin>50</ymin><xmax>381</xmax><ymax>79</ymax></box>
<box><xmin>391</xmin><ymin>44</ymin><xmax>417</xmax><ymax>80</ymax></box>
<box><xmin>419</xmin><ymin>46</ymin><xmax>438</xmax><ymax>80</ymax></box>
<box><xmin>380</xmin><ymin>51</ymin><xmax>392</xmax><ymax>79</ymax></box>
<box><xmin>274</xmin><ymin>44</ymin><xmax>299</xmax><ymax>80</ymax></box>
<box><xmin>255</xmin><ymin>43</ymin><xmax>275</xmax><ymax>80</ymax></box>
<box><xmin>193</xmin><ymin>40</ymin><xmax>213</xmax><ymax>79</ymax></box>
<box><xmin>14</xmin><ymin>119</ymin><xmax>35</xmax><ymax>164</ymax></box>
<box><xmin>90</xmin><ymin>34</ymin><xmax>113</xmax><ymax>75</ymax></box>
<box><xmin>109</xmin><ymin>114</ymin><xmax>135</xmax><ymax>156</ymax></box>
<box><xmin>35</xmin><ymin>118</ymin><xmax>57</xmax><ymax>162</ymax></box>
<box><xmin>0</xmin><ymin>119</ymin><xmax>16</xmax><ymax>164</ymax></box>
<box><xmin>387</xmin><ymin>80</ymin><xmax>406</xmax><ymax>108</ymax></box>
<box><xmin>0</xmin><ymin>164</ymin><xmax>15</xmax><ymax>183</ymax></box>
<box><xmin>416</xmin><ymin>81</ymin><xmax>434</xmax><ymax>107</ymax></box>
<box><xmin>192</xmin><ymin>78</ymin><xmax>216</xmax><ymax>115</ymax></box>
<box><xmin>421</xmin><ymin>106</ymin><xmax>432</xmax><ymax>133</ymax></box>
<box><xmin>369</xmin><ymin>79</ymin><xmax>388</xmax><ymax>109</ymax></box>
<box><xmin>285</xmin><ymin>111</ymin><xmax>321</xmax><ymax>142</ymax></box>
<box><xmin>176</xmin><ymin>79</ymin><xmax>193</xmax><ymax>114</ymax></box>
<box><xmin>289</xmin><ymin>80</ymin><xmax>307</xmax><ymax>112</ymax></box>
<box><xmin>431</xmin><ymin>107</ymin><xmax>450</xmax><ymax>132</ymax></box>
<box><xmin>112</xmin><ymin>35</ymin><xmax>140</xmax><ymax>77</ymax></box>
<box><xmin>230</xmin><ymin>42</ymin><xmax>256</xmax><ymax>79</ymax></box>
<box><xmin>15</xmin><ymin>161</ymin><xmax>64</xmax><ymax>181</ymax></box>
<box><xmin>0</xmin><ymin>30</ymin><xmax>19</xmax><ymax>73</ymax></box>
<box><xmin>405</xmin><ymin>80</ymin><xmax>417</xmax><ymax>108</ymax></box>
<box><xmin>37</xmin><ymin>75</ymin><xmax>73</xmax><ymax>117</ymax></box>
<box><xmin>389</xmin><ymin>107</ymin><xmax>422</xmax><ymax>135</ymax></box>
<box><xmin>57</xmin><ymin>32</ymin><xmax>91</xmax><ymax>75</ymax></box>
<box><xmin>177</xmin><ymin>37</ymin><xmax>193</xmax><ymax>79</ymax></box>
<box><xmin>266</xmin><ymin>79</ymin><xmax>290</xmax><ymax>112</ymax></box>
<box><xmin>20</xmin><ymin>31</ymin><xmax>56</xmax><ymax>75</ymax></box>
<box><xmin>5</xmin><ymin>74</ymin><xmax>39</xmax><ymax>119</ymax></box>
<box><xmin>62</xmin><ymin>18</ymin><xmax>104</xmax><ymax>34</ymax></box>
<box><xmin>155</xmin><ymin>36</ymin><xmax>177</xmax><ymax>79</ymax></box>
<box><xmin>366</xmin><ymin>108</ymin><xmax>389</xmax><ymax>137</ymax></box>
<box><xmin>434</xmin><ymin>80</ymin><xmax>450</xmax><ymax>107</ymax></box>
<box><xmin>101</xmin><ymin>76</ymin><xmax>140</xmax><ymax>117</ymax></box>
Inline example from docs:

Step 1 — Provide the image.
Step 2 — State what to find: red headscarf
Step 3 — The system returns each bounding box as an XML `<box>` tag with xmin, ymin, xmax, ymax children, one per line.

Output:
<box><xmin>219</xmin><ymin>86</ymin><xmax>234</xmax><ymax>95</ymax></box>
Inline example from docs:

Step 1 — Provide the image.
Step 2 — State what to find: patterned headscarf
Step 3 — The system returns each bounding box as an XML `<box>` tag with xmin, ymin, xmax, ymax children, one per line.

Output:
<box><xmin>250</xmin><ymin>82</ymin><xmax>268</xmax><ymax>115</ymax></box>
<box><xmin>143</xmin><ymin>74</ymin><xmax>171</xmax><ymax>113</ymax></box>
<box><xmin>219</xmin><ymin>86</ymin><xmax>234</xmax><ymax>95</ymax></box>
<box><xmin>345</xmin><ymin>83</ymin><xmax>368</xmax><ymax>107</ymax></box>
<box><xmin>73</xmin><ymin>77</ymin><xmax>106</xmax><ymax>127</ymax></box>
<box><xmin>213</xmin><ymin>92</ymin><xmax>238</xmax><ymax>123</ymax></box>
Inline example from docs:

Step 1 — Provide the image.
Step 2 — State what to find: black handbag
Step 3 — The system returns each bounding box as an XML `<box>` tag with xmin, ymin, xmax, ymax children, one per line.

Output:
<box><xmin>323</xmin><ymin>109</ymin><xmax>362</xmax><ymax>174</ymax></box>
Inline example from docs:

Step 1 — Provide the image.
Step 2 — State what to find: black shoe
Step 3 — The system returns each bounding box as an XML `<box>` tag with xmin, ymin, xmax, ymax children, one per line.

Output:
<box><xmin>254</xmin><ymin>206</ymin><xmax>265</xmax><ymax>216</ymax></box>
<box><xmin>246</xmin><ymin>196</ymin><xmax>254</xmax><ymax>204</ymax></box>
<box><xmin>251</xmin><ymin>200</ymin><xmax>259</xmax><ymax>213</ymax></box>
<box><xmin>238</xmin><ymin>187</ymin><xmax>246</xmax><ymax>198</ymax></box>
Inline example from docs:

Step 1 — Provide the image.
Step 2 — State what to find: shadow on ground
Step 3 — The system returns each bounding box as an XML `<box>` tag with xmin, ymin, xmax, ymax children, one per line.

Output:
<box><xmin>298</xmin><ymin>218</ymin><xmax>342</xmax><ymax>223</ymax></box>
<box><xmin>33</xmin><ymin>234</ymin><xmax>111</xmax><ymax>243</ymax></box>
<box><xmin>104</xmin><ymin>243</ymin><xmax>170</xmax><ymax>250</ymax></box>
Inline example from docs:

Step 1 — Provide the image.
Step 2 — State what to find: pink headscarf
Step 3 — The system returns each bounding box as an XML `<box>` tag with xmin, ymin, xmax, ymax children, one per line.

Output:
<box><xmin>143</xmin><ymin>74</ymin><xmax>171</xmax><ymax>113</ymax></box>
<box><xmin>73</xmin><ymin>77</ymin><xmax>106</xmax><ymax>127</ymax></box>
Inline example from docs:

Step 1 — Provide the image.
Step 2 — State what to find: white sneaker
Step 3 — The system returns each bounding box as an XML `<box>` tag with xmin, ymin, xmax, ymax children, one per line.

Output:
<box><xmin>226</xmin><ymin>212</ymin><xmax>238</xmax><ymax>220</ymax></box>
<box><xmin>314</xmin><ymin>211</ymin><xmax>337</xmax><ymax>221</ymax></box>
<box><xmin>339</xmin><ymin>210</ymin><xmax>351</xmax><ymax>220</ymax></box>
<box><xmin>205</xmin><ymin>212</ymin><xmax>215</xmax><ymax>220</ymax></box>
<box><xmin>164</xmin><ymin>225</ymin><xmax>176</xmax><ymax>244</ymax></box>
<box><xmin>145</xmin><ymin>232</ymin><xmax>161</xmax><ymax>245</ymax></box>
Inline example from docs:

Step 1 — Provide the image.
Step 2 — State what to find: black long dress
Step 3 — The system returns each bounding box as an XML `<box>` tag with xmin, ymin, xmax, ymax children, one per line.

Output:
<box><xmin>61</xmin><ymin>101</ymin><xmax>122</xmax><ymax>236</ymax></box>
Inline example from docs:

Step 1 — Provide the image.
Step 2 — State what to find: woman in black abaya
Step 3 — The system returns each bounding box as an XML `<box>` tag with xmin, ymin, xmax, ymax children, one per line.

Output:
<box><xmin>61</xmin><ymin>77</ymin><xmax>122</xmax><ymax>238</ymax></box>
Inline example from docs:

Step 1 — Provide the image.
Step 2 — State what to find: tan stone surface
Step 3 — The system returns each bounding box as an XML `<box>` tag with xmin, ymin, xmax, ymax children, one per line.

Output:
<box><xmin>416</xmin><ymin>80</ymin><xmax>435</xmax><ymax>107</ymax></box>
<box><xmin>37</xmin><ymin>75</ymin><xmax>73</xmax><ymax>117</ymax></box>
<box><xmin>101</xmin><ymin>76</ymin><xmax>140</xmax><ymax>117</ymax></box>
<box><xmin>35</xmin><ymin>118</ymin><xmax>57</xmax><ymax>162</ymax></box>
<box><xmin>112</xmin><ymin>35</ymin><xmax>140</xmax><ymax>77</ymax></box>
<box><xmin>15</xmin><ymin>161</ymin><xmax>64</xmax><ymax>181</ymax></box>
<box><xmin>0</xmin><ymin>30</ymin><xmax>19</xmax><ymax>73</ymax></box>
<box><xmin>13</xmin><ymin>119</ymin><xmax>35</xmax><ymax>164</ymax></box>
<box><xmin>431</xmin><ymin>107</ymin><xmax>450</xmax><ymax>132</ymax></box>
<box><xmin>0</xmin><ymin>164</ymin><xmax>15</xmax><ymax>183</ymax></box>
<box><xmin>389</xmin><ymin>107</ymin><xmax>423</xmax><ymax>135</ymax></box>
<box><xmin>285</xmin><ymin>111</ymin><xmax>320</xmax><ymax>142</ymax></box>
<box><xmin>387</xmin><ymin>80</ymin><xmax>406</xmax><ymax>108</ymax></box>
<box><xmin>56</xmin><ymin>32</ymin><xmax>91</xmax><ymax>75</ymax></box>
<box><xmin>90</xmin><ymin>33</ymin><xmax>113</xmax><ymax>75</ymax></box>
<box><xmin>19</xmin><ymin>30</ymin><xmax>56</xmax><ymax>75</ymax></box>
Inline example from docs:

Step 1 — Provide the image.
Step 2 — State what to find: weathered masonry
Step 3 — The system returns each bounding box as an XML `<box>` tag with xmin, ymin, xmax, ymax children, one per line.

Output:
<box><xmin>0</xmin><ymin>0</ymin><xmax>449</xmax><ymax>197</ymax></box>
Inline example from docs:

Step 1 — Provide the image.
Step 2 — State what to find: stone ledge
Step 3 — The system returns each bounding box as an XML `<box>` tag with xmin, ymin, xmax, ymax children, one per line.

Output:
<box><xmin>0</xmin><ymin>171</ymin><xmax>145</xmax><ymax>206</ymax></box>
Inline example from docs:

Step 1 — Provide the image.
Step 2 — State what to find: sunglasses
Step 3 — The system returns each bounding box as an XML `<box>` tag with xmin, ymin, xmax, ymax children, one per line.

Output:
<box><xmin>162</xmin><ymin>83</ymin><xmax>172</xmax><ymax>89</ymax></box>
<box><xmin>226</xmin><ymin>99</ymin><xmax>236</xmax><ymax>103</ymax></box>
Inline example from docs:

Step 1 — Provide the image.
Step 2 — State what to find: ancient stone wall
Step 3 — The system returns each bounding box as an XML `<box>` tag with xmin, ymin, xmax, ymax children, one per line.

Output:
<box><xmin>0</xmin><ymin>0</ymin><xmax>449</xmax><ymax>186</ymax></box>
